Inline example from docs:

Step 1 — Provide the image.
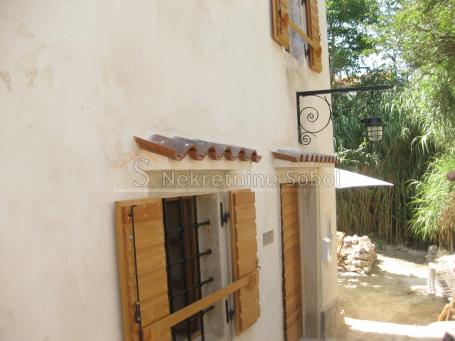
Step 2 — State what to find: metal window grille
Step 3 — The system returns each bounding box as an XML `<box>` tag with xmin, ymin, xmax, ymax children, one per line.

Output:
<box><xmin>163</xmin><ymin>197</ymin><xmax>213</xmax><ymax>341</ymax></box>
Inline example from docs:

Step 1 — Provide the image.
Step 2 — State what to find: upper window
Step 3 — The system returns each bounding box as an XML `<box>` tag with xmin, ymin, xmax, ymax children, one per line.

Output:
<box><xmin>272</xmin><ymin>0</ymin><xmax>323</xmax><ymax>72</ymax></box>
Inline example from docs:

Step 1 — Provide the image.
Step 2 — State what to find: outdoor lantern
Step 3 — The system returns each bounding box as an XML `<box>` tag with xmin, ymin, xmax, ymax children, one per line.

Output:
<box><xmin>362</xmin><ymin>117</ymin><xmax>383</xmax><ymax>142</ymax></box>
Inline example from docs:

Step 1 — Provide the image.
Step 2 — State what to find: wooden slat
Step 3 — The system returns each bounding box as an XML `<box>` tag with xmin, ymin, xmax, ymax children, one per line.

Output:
<box><xmin>236</xmin><ymin>237</ymin><xmax>258</xmax><ymax>260</ymax></box>
<box><xmin>284</xmin><ymin>238</ymin><xmax>301</xmax><ymax>255</ymax></box>
<box><xmin>306</xmin><ymin>0</ymin><xmax>322</xmax><ymax>72</ymax></box>
<box><xmin>287</xmin><ymin>306</ymin><xmax>303</xmax><ymax>325</ymax></box>
<box><xmin>122</xmin><ymin>203</ymin><xmax>163</xmax><ymax>223</ymax></box>
<box><xmin>126</xmin><ymin>268</ymin><xmax>168</xmax><ymax>304</ymax></box>
<box><xmin>234</xmin><ymin>205</ymin><xmax>257</xmax><ymax>223</ymax></box>
<box><xmin>282</xmin><ymin>210</ymin><xmax>299</xmax><ymax>227</ymax></box>
<box><xmin>281</xmin><ymin>184</ymin><xmax>298</xmax><ymax>192</ymax></box>
<box><xmin>239</xmin><ymin>293</ymin><xmax>261</xmax><ymax>329</ymax></box>
<box><xmin>282</xmin><ymin>198</ymin><xmax>298</xmax><ymax>210</ymax></box>
<box><xmin>287</xmin><ymin>320</ymin><xmax>303</xmax><ymax>341</ymax></box>
<box><xmin>136</xmin><ymin>269</ymin><xmax>168</xmax><ymax>302</ymax></box>
<box><xmin>140</xmin><ymin>294</ymin><xmax>170</xmax><ymax>326</ymax></box>
<box><xmin>237</xmin><ymin>254</ymin><xmax>258</xmax><ymax>278</ymax></box>
<box><xmin>288</xmin><ymin>18</ymin><xmax>320</xmax><ymax>50</ymax></box>
<box><xmin>283</xmin><ymin>222</ymin><xmax>299</xmax><ymax>241</ymax></box>
<box><xmin>286</xmin><ymin>294</ymin><xmax>302</xmax><ymax>315</ymax></box>
<box><xmin>282</xmin><ymin>195</ymin><xmax>298</xmax><ymax>204</ymax></box>
<box><xmin>232</xmin><ymin>191</ymin><xmax>255</xmax><ymax>205</ymax></box>
<box><xmin>134</xmin><ymin>248</ymin><xmax>167</xmax><ymax>275</ymax></box>
<box><xmin>123</xmin><ymin>221</ymin><xmax>165</xmax><ymax>250</ymax></box>
<box><xmin>116</xmin><ymin>198</ymin><xmax>170</xmax><ymax>341</ymax></box>
<box><xmin>284</xmin><ymin>247</ymin><xmax>301</xmax><ymax>269</ymax></box>
<box><xmin>281</xmin><ymin>192</ymin><xmax>299</xmax><ymax>206</ymax></box>
<box><xmin>234</xmin><ymin>221</ymin><xmax>257</xmax><ymax>239</ymax></box>
<box><xmin>280</xmin><ymin>184</ymin><xmax>303</xmax><ymax>341</ymax></box>
<box><xmin>230</xmin><ymin>190</ymin><xmax>260</xmax><ymax>334</ymax></box>
<box><xmin>283</xmin><ymin>248</ymin><xmax>301</xmax><ymax>273</ymax></box>
<box><xmin>283</xmin><ymin>233</ymin><xmax>300</xmax><ymax>251</ymax></box>
<box><xmin>285</xmin><ymin>275</ymin><xmax>302</xmax><ymax>298</ymax></box>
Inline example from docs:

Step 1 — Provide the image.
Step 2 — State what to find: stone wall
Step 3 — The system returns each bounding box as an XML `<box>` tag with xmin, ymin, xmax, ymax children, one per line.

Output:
<box><xmin>338</xmin><ymin>233</ymin><xmax>377</xmax><ymax>275</ymax></box>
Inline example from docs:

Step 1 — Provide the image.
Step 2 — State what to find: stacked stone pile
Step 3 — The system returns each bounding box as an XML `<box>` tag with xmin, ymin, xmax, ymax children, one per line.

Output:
<box><xmin>337</xmin><ymin>232</ymin><xmax>377</xmax><ymax>275</ymax></box>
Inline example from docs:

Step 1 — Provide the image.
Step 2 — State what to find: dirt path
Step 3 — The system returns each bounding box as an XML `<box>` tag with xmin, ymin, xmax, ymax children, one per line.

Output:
<box><xmin>336</xmin><ymin>245</ymin><xmax>455</xmax><ymax>341</ymax></box>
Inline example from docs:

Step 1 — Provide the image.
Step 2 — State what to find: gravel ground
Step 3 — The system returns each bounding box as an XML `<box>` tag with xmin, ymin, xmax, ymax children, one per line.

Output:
<box><xmin>335</xmin><ymin>245</ymin><xmax>455</xmax><ymax>341</ymax></box>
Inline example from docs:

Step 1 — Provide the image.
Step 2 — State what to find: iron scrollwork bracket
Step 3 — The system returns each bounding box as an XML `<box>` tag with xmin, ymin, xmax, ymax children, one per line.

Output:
<box><xmin>296</xmin><ymin>85</ymin><xmax>394</xmax><ymax>145</ymax></box>
<box><xmin>297</xmin><ymin>94</ymin><xmax>332</xmax><ymax>145</ymax></box>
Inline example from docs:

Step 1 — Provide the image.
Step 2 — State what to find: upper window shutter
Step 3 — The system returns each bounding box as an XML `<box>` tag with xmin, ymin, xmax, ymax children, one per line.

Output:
<box><xmin>115</xmin><ymin>199</ymin><xmax>171</xmax><ymax>341</ymax></box>
<box><xmin>306</xmin><ymin>0</ymin><xmax>323</xmax><ymax>72</ymax></box>
<box><xmin>272</xmin><ymin>0</ymin><xmax>290</xmax><ymax>49</ymax></box>
<box><xmin>230</xmin><ymin>190</ymin><xmax>261</xmax><ymax>334</ymax></box>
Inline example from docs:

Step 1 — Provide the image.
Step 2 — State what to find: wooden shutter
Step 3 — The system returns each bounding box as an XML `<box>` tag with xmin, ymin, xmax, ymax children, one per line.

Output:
<box><xmin>230</xmin><ymin>190</ymin><xmax>261</xmax><ymax>334</ymax></box>
<box><xmin>272</xmin><ymin>0</ymin><xmax>290</xmax><ymax>49</ymax></box>
<box><xmin>115</xmin><ymin>198</ymin><xmax>171</xmax><ymax>341</ymax></box>
<box><xmin>280</xmin><ymin>185</ymin><xmax>303</xmax><ymax>341</ymax></box>
<box><xmin>306</xmin><ymin>0</ymin><xmax>323</xmax><ymax>72</ymax></box>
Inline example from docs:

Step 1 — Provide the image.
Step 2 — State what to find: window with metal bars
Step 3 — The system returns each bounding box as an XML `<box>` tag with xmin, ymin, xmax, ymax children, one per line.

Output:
<box><xmin>162</xmin><ymin>197</ymin><xmax>213</xmax><ymax>341</ymax></box>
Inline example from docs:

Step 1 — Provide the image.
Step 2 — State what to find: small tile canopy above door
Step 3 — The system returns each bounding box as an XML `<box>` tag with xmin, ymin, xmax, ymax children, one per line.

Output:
<box><xmin>134</xmin><ymin>134</ymin><xmax>262</xmax><ymax>163</ymax></box>
<box><xmin>272</xmin><ymin>148</ymin><xmax>337</xmax><ymax>164</ymax></box>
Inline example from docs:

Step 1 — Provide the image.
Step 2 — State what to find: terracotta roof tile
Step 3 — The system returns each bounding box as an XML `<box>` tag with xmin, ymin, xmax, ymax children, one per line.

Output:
<box><xmin>134</xmin><ymin>134</ymin><xmax>262</xmax><ymax>163</ymax></box>
<box><xmin>272</xmin><ymin>149</ymin><xmax>337</xmax><ymax>164</ymax></box>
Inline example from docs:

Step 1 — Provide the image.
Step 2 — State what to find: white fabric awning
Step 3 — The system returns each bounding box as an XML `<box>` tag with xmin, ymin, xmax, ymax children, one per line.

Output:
<box><xmin>335</xmin><ymin>168</ymin><xmax>394</xmax><ymax>189</ymax></box>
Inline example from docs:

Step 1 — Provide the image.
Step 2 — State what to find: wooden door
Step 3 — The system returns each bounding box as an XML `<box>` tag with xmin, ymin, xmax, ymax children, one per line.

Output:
<box><xmin>280</xmin><ymin>184</ymin><xmax>303</xmax><ymax>341</ymax></box>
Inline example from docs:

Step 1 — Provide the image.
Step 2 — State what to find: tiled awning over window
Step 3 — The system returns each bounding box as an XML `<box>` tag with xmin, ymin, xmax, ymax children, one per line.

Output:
<box><xmin>448</xmin><ymin>171</ymin><xmax>455</xmax><ymax>181</ymax></box>
<box><xmin>134</xmin><ymin>134</ymin><xmax>262</xmax><ymax>163</ymax></box>
<box><xmin>272</xmin><ymin>149</ymin><xmax>336</xmax><ymax>164</ymax></box>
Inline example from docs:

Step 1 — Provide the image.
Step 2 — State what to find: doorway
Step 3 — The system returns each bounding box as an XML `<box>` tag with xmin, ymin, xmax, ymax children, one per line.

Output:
<box><xmin>280</xmin><ymin>183</ymin><xmax>321</xmax><ymax>340</ymax></box>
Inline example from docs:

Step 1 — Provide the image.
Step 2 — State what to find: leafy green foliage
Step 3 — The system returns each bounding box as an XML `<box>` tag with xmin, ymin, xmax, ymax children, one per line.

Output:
<box><xmin>395</xmin><ymin>0</ymin><xmax>455</xmax><ymax>246</ymax></box>
<box><xmin>328</xmin><ymin>0</ymin><xmax>454</xmax><ymax>247</ymax></box>
<box><xmin>327</xmin><ymin>0</ymin><xmax>380</xmax><ymax>81</ymax></box>
<box><xmin>395</xmin><ymin>0</ymin><xmax>455</xmax><ymax>70</ymax></box>
<box><xmin>410</xmin><ymin>154</ymin><xmax>455</xmax><ymax>244</ymax></box>
<box><xmin>335</xmin><ymin>84</ymin><xmax>435</xmax><ymax>244</ymax></box>
<box><xmin>396</xmin><ymin>0</ymin><xmax>455</xmax><ymax>150</ymax></box>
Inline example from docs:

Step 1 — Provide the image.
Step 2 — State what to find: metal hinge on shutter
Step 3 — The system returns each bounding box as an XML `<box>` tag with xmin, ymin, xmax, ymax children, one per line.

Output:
<box><xmin>128</xmin><ymin>205</ymin><xmax>144</xmax><ymax>339</ymax></box>
<box><xmin>220</xmin><ymin>202</ymin><xmax>230</xmax><ymax>226</ymax></box>
<box><xmin>225</xmin><ymin>300</ymin><xmax>235</xmax><ymax>323</ymax></box>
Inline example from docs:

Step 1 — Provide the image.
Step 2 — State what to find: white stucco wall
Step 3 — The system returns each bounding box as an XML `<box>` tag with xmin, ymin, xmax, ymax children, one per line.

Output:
<box><xmin>0</xmin><ymin>1</ymin><xmax>337</xmax><ymax>340</ymax></box>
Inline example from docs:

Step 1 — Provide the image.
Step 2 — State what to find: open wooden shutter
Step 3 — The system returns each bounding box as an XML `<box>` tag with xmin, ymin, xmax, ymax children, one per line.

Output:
<box><xmin>280</xmin><ymin>185</ymin><xmax>303</xmax><ymax>341</ymax></box>
<box><xmin>230</xmin><ymin>190</ymin><xmax>260</xmax><ymax>334</ymax></box>
<box><xmin>115</xmin><ymin>199</ymin><xmax>171</xmax><ymax>341</ymax></box>
<box><xmin>272</xmin><ymin>0</ymin><xmax>290</xmax><ymax>49</ymax></box>
<box><xmin>306</xmin><ymin>0</ymin><xmax>323</xmax><ymax>72</ymax></box>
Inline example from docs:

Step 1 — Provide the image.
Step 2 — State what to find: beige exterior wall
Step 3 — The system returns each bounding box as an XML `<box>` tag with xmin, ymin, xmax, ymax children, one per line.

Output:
<box><xmin>0</xmin><ymin>1</ymin><xmax>337</xmax><ymax>340</ymax></box>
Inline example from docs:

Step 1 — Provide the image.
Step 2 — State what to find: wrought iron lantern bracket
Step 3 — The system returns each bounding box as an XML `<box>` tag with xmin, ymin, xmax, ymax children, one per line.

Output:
<box><xmin>296</xmin><ymin>85</ymin><xmax>393</xmax><ymax>145</ymax></box>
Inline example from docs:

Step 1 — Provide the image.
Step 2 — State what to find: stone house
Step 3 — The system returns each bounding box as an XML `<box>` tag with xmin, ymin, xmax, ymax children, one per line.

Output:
<box><xmin>0</xmin><ymin>1</ymin><xmax>338</xmax><ymax>340</ymax></box>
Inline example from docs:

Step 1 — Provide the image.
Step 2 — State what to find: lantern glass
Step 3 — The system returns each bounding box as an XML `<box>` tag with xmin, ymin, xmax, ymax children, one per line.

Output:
<box><xmin>367</xmin><ymin>125</ymin><xmax>383</xmax><ymax>142</ymax></box>
<box><xmin>363</xmin><ymin>117</ymin><xmax>384</xmax><ymax>142</ymax></box>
